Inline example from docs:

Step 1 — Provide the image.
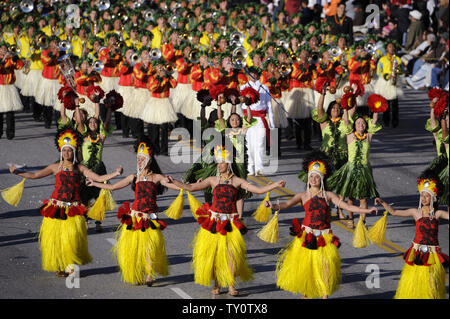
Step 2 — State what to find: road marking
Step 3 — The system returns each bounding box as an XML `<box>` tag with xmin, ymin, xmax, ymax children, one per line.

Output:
<box><xmin>171</xmin><ymin>287</ymin><xmax>193</xmax><ymax>299</ymax></box>
<box><xmin>106</xmin><ymin>238</ymin><xmax>117</xmax><ymax>245</ymax></box>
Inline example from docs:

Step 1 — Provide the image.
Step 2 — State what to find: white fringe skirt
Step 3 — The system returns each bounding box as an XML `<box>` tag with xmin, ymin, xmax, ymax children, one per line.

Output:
<box><xmin>20</xmin><ymin>69</ymin><xmax>41</xmax><ymax>97</ymax></box>
<box><xmin>128</xmin><ymin>88</ymin><xmax>151</xmax><ymax>119</ymax></box>
<box><xmin>139</xmin><ymin>96</ymin><xmax>178</xmax><ymax>124</ymax></box>
<box><xmin>374</xmin><ymin>78</ymin><xmax>403</xmax><ymax>101</ymax></box>
<box><xmin>0</xmin><ymin>84</ymin><xmax>23</xmax><ymax>112</ymax></box>
<box><xmin>35</xmin><ymin>77</ymin><xmax>60</xmax><ymax>107</ymax></box>
<box><xmin>182</xmin><ymin>90</ymin><xmax>203</xmax><ymax>120</ymax></box>
<box><xmin>116</xmin><ymin>85</ymin><xmax>135</xmax><ymax>115</ymax></box>
<box><xmin>313</xmin><ymin>90</ymin><xmax>337</xmax><ymax>112</ymax></box>
<box><xmin>14</xmin><ymin>69</ymin><xmax>24</xmax><ymax>90</ymax></box>
<box><xmin>99</xmin><ymin>75</ymin><xmax>119</xmax><ymax>93</ymax></box>
<box><xmin>170</xmin><ymin>83</ymin><xmax>193</xmax><ymax>113</ymax></box>
<box><xmin>284</xmin><ymin>87</ymin><xmax>316</xmax><ymax>119</ymax></box>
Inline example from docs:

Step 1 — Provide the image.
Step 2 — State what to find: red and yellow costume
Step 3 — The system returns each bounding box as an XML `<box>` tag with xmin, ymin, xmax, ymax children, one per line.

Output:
<box><xmin>192</xmin><ymin>183</ymin><xmax>253</xmax><ymax>288</ymax></box>
<box><xmin>276</xmin><ymin>194</ymin><xmax>341</xmax><ymax>298</ymax></box>
<box><xmin>35</xmin><ymin>48</ymin><xmax>60</xmax><ymax>107</ymax></box>
<box><xmin>98</xmin><ymin>46</ymin><xmax>121</xmax><ymax>92</ymax></box>
<box><xmin>0</xmin><ymin>56</ymin><xmax>24</xmax><ymax>112</ymax></box>
<box><xmin>116</xmin><ymin>59</ymin><xmax>135</xmax><ymax>118</ymax></box>
<box><xmin>395</xmin><ymin>214</ymin><xmax>448</xmax><ymax>299</ymax></box>
<box><xmin>114</xmin><ymin>181</ymin><xmax>169</xmax><ymax>285</ymax></box>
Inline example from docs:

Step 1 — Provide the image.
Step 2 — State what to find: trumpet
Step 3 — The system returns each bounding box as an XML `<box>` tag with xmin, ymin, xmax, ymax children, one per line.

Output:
<box><xmin>276</xmin><ymin>39</ymin><xmax>289</xmax><ymax>50</ymax></box>
<box><xmin>229</xmin><ymin>31</ymin><xmax>244</xmax><ymax>47</ymax></box>
<box><xmin>92</xmin><ymin>60</ymin><xmax>104</xmax><ymax>72</ymax></box>
<box><xmin>129</xmin><ymin>51</ymin><xmax>140</xmax><ymax>66</ymax></box>
<box><xmin>20</xmin><ymin>0</ymin><xmax>33</xmax><ymax>13</ymax></box>
<box><xmin>279</xmin><ymin>62</ymin><xmax>292</xmax><ymax>77</ymax></box>
<box><xmin>98</xmin><ymin>0</ymin><xmax>110</xmax><ymax>11</ymax></box>
<box><xmin>116</xmin><ymin>41</ymin><xmax>126</xmax><ymax>50</ymax></box>
<box><xmin>231</xmin><ymin>46</ymin><xmax>247</xmax><ymax>69</ymax></box>
<box><xmin>188</xmin><ymin>49</ymin><xmax>200</xmax><ymax>64</ymax></box>
<box><xmin>308</xmin><ymin>51</ymin><xmax>321</xmax><ymax>65</ymax></box>
<box><xmin>329</xmin><ymin>46</ymin><xmax>342</xmax><ymax>58</ymax></box>
<box><xmin>8</xmin><ymin>44</ymin><xmax>21</xmax><ymax>56</ymax></box>
<box><xmin>37</xmin><ymin>34</ymin><xmax>49</xmax><ymax>50</ymax></box>
<box><xmin>150</xmin><ymin>48</ymin><xmax>162</xmax><ymax>60</ymax></box>
<box><xmin>59</xmin><ymin>40</ymin><xmax>71</xmax><ymax>52</ymax></box>
<box><xmin>290</xmin><ymin>52</ymin><xmax>299</xmax><ymax>63</ymax></box>
<box><xmin>165</xmin><ymin>63</ymin><xmax>175</xmax><ymax>75</ymax></box>
<box><xmin>144</xmin><ymin>9</ymin><xmax>155</xmax><ymax>22</ymax></box>
<box><xmin>180</xmin><ymin>31</ymin><xmax>190</xmax><ymax>42</ymax></box>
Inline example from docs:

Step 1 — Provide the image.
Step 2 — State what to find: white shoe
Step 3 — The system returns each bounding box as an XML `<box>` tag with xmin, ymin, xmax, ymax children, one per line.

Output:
<box><xmin>256</xmin><ymin>170</ymin><xmax>264</xmax><ymax>176</ymax></box>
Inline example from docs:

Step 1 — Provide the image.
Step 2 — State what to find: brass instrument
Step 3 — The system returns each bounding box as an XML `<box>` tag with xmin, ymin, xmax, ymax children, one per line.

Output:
<box><xmin>229</xmin><ymin>31</ymin><xmax>244</xmax><ymax>47</ymax></box>
<box><xmin>165</xmin><ymin>63</ymin><xmax>175</xmax><ymax>75</ymax></box>
<box><xmin>188</xmin><ymin>49</ymin><xmax>200</xmax><ymax>64</ymax></box>
<box><xmin>169</xmin><ymin>15</ymin><xmax>178</xmax><ymax>29</ymax></box>
<box><xmin>116</xmin><ymin>8</ymin><xmax>128</xmax><ymax>22</ymax></box>
<box><xmin>92</xmin><ymin>60</ymin><xmax>105</xmax><ymax>72</ymax></box>
<box><xmin>231</xmin><ymin>46</ymin><xmax>247</xmax><ymax>69</ymax></box>
<box><xmin>279</xmin><ymin>62</ymin><xmax>292</xmax><ymax>77</ymax></box>
<box><xmin>8</xmin><ymin>44</ymin><xmax>21</xmax><ymax>56</ymax></box>
<box><xmin>329</xmin><ymin>46</ymin><xmax>342</xmax><ymax>58</ymax></box>
<box><xmin>144</xmin><ymin>9</ymin><xmax>155</xmax><ymax>22</ymax></box>
<box><xmin>308</xmin><ymin>51</ymin><xmax>321</xmax><ymax>65</ymax></box>
<box><xmin>59</xmin><ymin>54</ymin><xmax>77</xmax><ymax>89</ymax></box>
<box><xmin>58</xmin><ymin>40</ymin><xmax>71</xmax><ymax>52</ymax></box>
<box><xmin>276</xmin><ymin>39</ymin><xmax>289</xmax><ymax>50</ymax></box>
<box><xmin>180</xmin><ymin>31</ymin><xmax>190</xmax><ymax>42</ymax></box>
<box><xmin>37</xmin><ymin>34</ymin><xmax>49</xmax><ymax>50</ymax></box>
<box><xmin>390</xmin><ymin>55</ymin><xmax>402</xmax><ymax>86</ymax></box>
<box><xmin>98</xmin><ymin>0</ymin><xmax>110</xmax><ymax>11</ymax></box>
<box><xmin>290</xmin><ymin>52</ymin><xmax>299</xmax><ymax>63</ymax></box>
<box><xmin>116</xmin><ymin>41</ymin><xmax>126</xmax><ymax>50</ymax></box>
<box><xmin>130</xmin><ymin>52</ymin><xmax>140</xmax><ymax>66</ymax></box>
<box><xmin>20</xmin><ymin>0</ymin><xmax>33</xmax><ymax>13</ymax></box>
<box><xmin>150</xmin><ymin>48</ymin><xmax>162</xmax><ymax>60</ymax></box>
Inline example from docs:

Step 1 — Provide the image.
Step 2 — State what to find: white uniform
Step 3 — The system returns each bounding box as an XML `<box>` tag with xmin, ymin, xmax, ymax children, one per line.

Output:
<box><xmin>240</xmin><ymin>80</ymin><xmax>274</xmax><ymax>175</ymax></box>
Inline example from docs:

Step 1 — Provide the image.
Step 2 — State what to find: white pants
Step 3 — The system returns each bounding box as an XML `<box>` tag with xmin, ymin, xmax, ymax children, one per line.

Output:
<box><xmin>246</xmin><ymin>126</ymin><xmax>266</xmax><ymax>174</ymax></box>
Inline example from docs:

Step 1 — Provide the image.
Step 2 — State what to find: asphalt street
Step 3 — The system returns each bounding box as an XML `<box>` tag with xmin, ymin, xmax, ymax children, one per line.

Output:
<box><xmin>0</xmin><ymin>85</ymin><xmax>448</xmax><ymax>302</ymax></box>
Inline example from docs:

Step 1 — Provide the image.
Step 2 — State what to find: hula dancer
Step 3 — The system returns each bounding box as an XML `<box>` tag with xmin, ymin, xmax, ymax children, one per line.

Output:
<box><xmin>375</xmin><ymin>171</ymin><xmax>449</xmax><ymax>299</ymax></box>
<box><xmin>327</xmin><ymin>105</ymin><xmax>382</xmax><ymax>229</ymax></box>
<box><xmin>266</xmin><ymin>151</ymin><xmax>377</xmax><ymax>299</ymax></box>
<box><xmin>6</xmin><ymin>128</ymin><xmax>122</xmax><ymax>277</ymax></box>
<box><xmin>86</xmin><ymin>137</ymin><xmax>181</xmax><ymax>286</ymax></box>
<box><xmin>166</xmin><ymin>146</ymin><xmax>286</xmax><ymax>296</ymax></box>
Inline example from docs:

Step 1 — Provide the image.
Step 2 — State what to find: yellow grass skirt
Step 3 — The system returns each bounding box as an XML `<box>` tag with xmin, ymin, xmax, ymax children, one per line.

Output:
<box><xmin>192</xmin><ymin>224</ymin><xmax>254</xmax><ymax>288</ymax></box>
<box><xmin>394</xmin><ymin>252</ymin><xmax>447</xmax><ymax>299</ymax></box>
<box><xmin>112</xmin><ymin>224</ymin><xmax>169</xmax><ymax>285</ymax></box>
<box><xmin>275</xmin><ymin>232</ymin><xmax>341</xmax><ymax>298</ymax></box>
<box><xmin>38</xmin><ymin>215</ymin><xmax>92</xmax><ymax>272</ymax></box>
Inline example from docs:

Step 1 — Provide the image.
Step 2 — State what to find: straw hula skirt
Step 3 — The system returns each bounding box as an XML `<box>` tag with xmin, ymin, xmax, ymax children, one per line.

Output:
<box><xmin>20</xmin><ymin>69</ymin><xmax>41</xmax><ymax>98</ymax></box>
<box><xmin>192</xmin><ymin>203</ymin><xmax>254</xmax><ymax>288</ymax></box>
<box><xmin>38</xmin><ymin>200</ymin><xmax>92</xmax><ymax>272</ymax></box>
<box><xmin>283</xmin><ymin>87</ymin><xmax>315</xmax><ymax>119</ymax></box>
<box><xmin>35</xmin><ymin>77</ymin><xmax>60</xmax><ymax>107</ymax></box>
<box><xmin>0</xmin><ymin>84</ymin><xmax>23</xmax><ymax>112</ymax></box>
<box><xmin>113</xmin><ymin>202</ymin><xmax>169</xmax><ymax>285</ymax></box>
<box><xmin>275</xmin><ymin>220</ymin><xmax>341</xmax><ymax>298</ymax></box>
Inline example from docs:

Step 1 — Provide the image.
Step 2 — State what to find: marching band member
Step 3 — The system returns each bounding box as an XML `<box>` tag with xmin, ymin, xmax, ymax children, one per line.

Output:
<box><xmin>144</xmin><ymin>58</ymin><xmax>178</xmax><ymax>156</ymax></box>
<box><xmin>0</xmin><ymin>41</ymin><xmax>24</xmax><ymax>140</ymax></box>
<box><xmin>374</xmin><ymin>40</ymin><xmax>403</xmax><ymax>128</ymax></box>
<box><xmin>117</xmin><ymin>46</ymin><xmax>137</xmax><ymax>138</ymax></box>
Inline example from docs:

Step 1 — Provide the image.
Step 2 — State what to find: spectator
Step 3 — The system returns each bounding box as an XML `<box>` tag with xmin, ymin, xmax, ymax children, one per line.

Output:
<box><xmin>284</xmin><ymin>0</ymin><xmax>301</xmax><ymax>17</ymax></box>
<box><xmin>390</xmin><ymin>0</ymin><xmax>412</xmax><ymax>43</ymax></box>
<box><xmin>323</xmin><ymin>0</ymin><xmax>342</xmax><ymax>17</ymax></box>
<box><xmin>327</xmin><ymin>2</ymin><xmax>353</xmax><ymax>43</ymax></box>
<box><xmin>405</xmin><ymin>10</ymin><xmax>424</xmax><ymax>51</ymax></box>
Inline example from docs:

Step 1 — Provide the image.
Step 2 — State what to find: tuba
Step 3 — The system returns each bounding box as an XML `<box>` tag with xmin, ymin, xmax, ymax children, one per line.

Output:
<box><xmin>390</xmin><ymin>55</ymin><xmax>402</xmax><ymax>86</ymax></box>
<box><xmin>231</xmin><ymin>46</ymin><xmax>247</xmax><ymax>68</ymax></box>
<box><xmin>59</xmin><ymin>54</ymin><xmax>77</xmax><ymax>89</ymax></box>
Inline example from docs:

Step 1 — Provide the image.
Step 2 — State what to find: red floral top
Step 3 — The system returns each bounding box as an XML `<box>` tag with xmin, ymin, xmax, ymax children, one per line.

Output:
<box><xmin>131</xmin><ymin>181</ymin><xmax>158</xmax><ymax>214</ymax></box>
<box><xmin>302</xmin><ymin>196</ymin><xmax>332</xmax><ymax>230</ymax></box>
<box><xmin>50</xmin><ymin>170</ymin><xmax>82</xmax><ymax>202</ymax></box>
<box><xmin>209</xmin><ymin>183</ymin><xmax>238</xmax><ymax>214</ymax></box>
<box><xmin>413</xmin><ymin>217</ymin><xmax>439</xmax><ymax>246</ymax></box>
